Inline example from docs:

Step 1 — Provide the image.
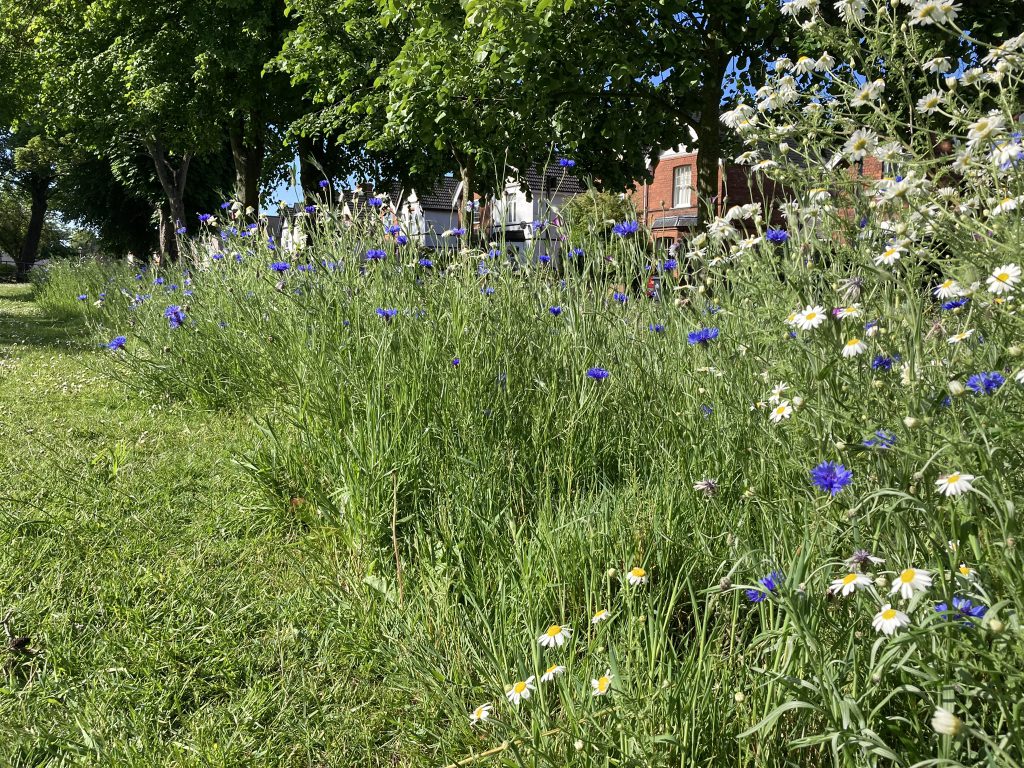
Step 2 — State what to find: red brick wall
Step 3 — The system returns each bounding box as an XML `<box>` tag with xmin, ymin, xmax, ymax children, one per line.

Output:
<box><xmin>630</xmin><ymin>154</ymin><xmax>699</xmax><ymax>227</ymax></box>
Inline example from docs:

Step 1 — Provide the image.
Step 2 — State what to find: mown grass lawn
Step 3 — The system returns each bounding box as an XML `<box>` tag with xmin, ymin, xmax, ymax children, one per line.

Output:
<box><xmin>0</xmin><ymin>284</ymin><xmax>408</xmax><ymax>767</ymax></box>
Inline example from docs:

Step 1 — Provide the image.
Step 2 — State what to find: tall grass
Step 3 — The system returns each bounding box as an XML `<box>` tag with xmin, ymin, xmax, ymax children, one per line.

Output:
<box><xmin>31</xmin><ymin>4</ymin><xmax>1024</xmax><ymax>764</ymax></box>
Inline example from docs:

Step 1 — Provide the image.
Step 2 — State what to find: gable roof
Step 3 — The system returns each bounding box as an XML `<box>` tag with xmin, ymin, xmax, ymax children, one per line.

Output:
<box><xmin>389</xmin><ymin>177</ymin><xmax>462</xmax><ymax>211</ymax></box>
<box><xmin>517</xmin><ymin>167</ymin><xmax>587</xmax><ymax>198</ymax></box>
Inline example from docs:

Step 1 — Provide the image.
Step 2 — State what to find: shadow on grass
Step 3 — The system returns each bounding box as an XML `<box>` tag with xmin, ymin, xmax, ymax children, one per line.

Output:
<box><xmin>0</xmin><ymin>283</ymin><xmax>90</xmax><ymax>349</ymax></box>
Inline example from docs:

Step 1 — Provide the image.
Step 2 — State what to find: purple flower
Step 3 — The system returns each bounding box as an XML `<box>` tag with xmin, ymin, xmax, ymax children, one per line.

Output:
<box><xmin>766</xmin><ymin>228</ymin><xmax>789</xmax><ymax>244</ymax></box>
<box><xmin>164</xmin><ymin>305</ymin><xmax>186</xmax><ymax>330</ymax></box>
<box><xmin>270</xmin><ymin>262</ymin><xmax>290</xmax><ymax>273</ymax></box>
<box><xmin>418</xmin><ymin>258</ymin><xmax>434</xmax><ymax>269</ymax></box>
<box><xmin>941</xmin><ymin>297</ymin><xmax>970</xmax><ymax>311</ymax></box>
<box><xmin>107</xmin><ymin>335</ymin><xmax>127</xmax><ymax>351</ymax></box>
<box><xmin>966</xmin><ymin>371</ymin><xmax>1005</xmax><ymax>395</ymax></box>
<box><xmin>385</xmin><ymin>224</ymin><xmax>402</xmax><ymax>235</ymax></box>
<box><xmin>198</xmin><ymin>213</ymin><xmax>213</xmax><ymax>223</ymax></box>
<box><xmin>318</xmin><ymin>180</ymin><xmax>330</xmax><ymax>189</ymax></box>
<box><xmin>304</xmin><ymin>204</ymin><xmax>317</xmax><ymax>214</ymax></box>
<box><xmin>76</xmin><ymin>294</ymin><xmax>88</xmax><ymax>301</ymax></box>
<box><xmin>448</xmin><ymin>227</ymin><xmax>466</xmax><ymax>237</ymax></box>
<box><xmin>451</xmin><ymin>358</ymin><xmax>460</xmax><ymax>366</ymax></box>
<box><xmin>220</xmin><ymin>201</ymin><xmax>232</xmax><ymax>210</ymax></box>
<box><xmin>367</xmin><ymin>197</ymin><xmax>384</xmax><ymax>208</ymax></box>
<box><xmin>612</xmin><ymin>220</ymin><xmax>640</xmax><ymax>237</ymax></box>
<box><xmin>935</xmin><ymin>596</ymin><xmax>986</xmax><ymax>625</ymax></box>
<box><xmin>538</xmin><ymin>254</ymin><xmax>551</xmax><ymax>265</ymax></box>
<box><xmin>863</xmin><ymin>430</ymin><xmax>897</xmax><ymax>449</ymax></box>
<box><xmin>688</xmin><ymin>327</ymin><xmax>719</xmax><ymax>345</ymax></box>
<box><xmin>376</xmin><ymin>308</ymin><xmax>397</xmax><ymax>320</ymax></box>
<box><xmin>549</xmin><ymin>306</ymin><xmax>562</xmax><ymax>316</ymax></box>
<box><xmin>662</xmin><ymin>258</ymin><xmax>678</xmax><ymax>271</ymax></box>
<box><xmin>810</xmin><ymin>461</ymin><xmax>852</xmax><ymax>495</ymax></box>
<box><xmin>396</xmin><ymin>235</ymin><xmax>409</xmax><ymax>246</ymax></box>
<box><xmin>649</xmin><ymin>323</ymin><xmax>666</xmax><ymax>333</ymax></box>
<box><xmin>482</xmin><ymin>286</ymin><xmax>495</xmax><ymax>296</ymax></box>
<box><xmin>558</xmin><ymin>157</ymin><xmax>576</xmax><ymax>167</ymax></box>
<box><xmin>366</xmin><ymin>249</ymin><xmax>387</xmax><ymax>261</ymax></box>
<box><xmin>871</xmin><ymin>355</ymin><xmax>895</xmax><ymax>371</ymax></box>
<box><xmin>612</xmin><ymin>291</ymin><xmax>628</xmax><ymax>304</ymax></box>
<box><xmin>746</xmin><ymin>571</ymin><xmax>783</xmax><ymax>602</ymax></box>
<box><xmin>586</xmin><ymin>367</ymin><xmax>610</xmax><ymax>381</ymax></box>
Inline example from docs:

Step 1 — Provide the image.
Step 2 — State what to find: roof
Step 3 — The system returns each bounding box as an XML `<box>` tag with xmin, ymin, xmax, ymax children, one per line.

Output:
<box><xmin>651</xmin><ymin>215</ymin><xmax>699</xmax><ymax>230</ymax></box>
<box><xmin>389</xmin><ymin>177</ymin><xmax>462</xmax><ymax>211</ymax></box>
<box><xmin>517</xmin><ymin>167</ymin><xmax>586</xmax><ymax>198</ymax></box>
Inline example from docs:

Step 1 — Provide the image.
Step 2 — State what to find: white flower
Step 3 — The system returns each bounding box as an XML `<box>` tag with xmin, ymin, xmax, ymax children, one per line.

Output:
<box><xmin>916</xmin><ymin>89</ymin><xmax>944</xmax><ymax>114</ymax></box>
<box><xmin>957</xmin><ymin>563</ymin><xmax>976</xmax><ymax>579</ymax></box>
<box><xmin>872</xmin><ymin>604</ymin><xmax>911</xmax><ymax>635</ymax></box>
<box><xmin>591</xmin><ymin>609</ymin><xmax>610</xmax><ymax>624</ymax></box>
<box><xmin>469</xmin><ymin>703</ymin><xmax>492</xmax><ymax>724</ymax></box>
<box><xmin>842</xmin><ymin>338</ymin><xmax>867</xmax><ymax>358</ymax></box>
<box><xmin>835</xmin><ymin>0</ymin><xmax>867</xmax><ymax>24</ymax></box>
<box><xmin>829</xmin><ymin>571</ymin><xmax>872</xmax><ymax>596</ymax></box>
<box><xmin>923</xmin><ymin>56</ymin><xmax>952</xmax><ymax>73</ymax></box>
<box><xmin>835</xmin><ymin>304</ymin><xmax>861</xmax><ymax>320</ymax></box>
<box><xmin>540</xmin><ymin>664</ymin><xmax>566</xmax><ymax>683</ymax></box>
<box><xmin>890</xmin><ymin>567</ymin><xmax>932</xmax><ymax>599</ymax></box>
<box><xmin>626</xmin><ymin>567</ymin><xmax>648</xmax><ymax>586</ymax></box>
<box><xmin>990</xmin><ymin>196</ymin><xmax>1020</xmax><ymax>215</ymax></box>
<box><xmin>933</xmin><ymin>278</ymin><xmax>961</xmax><ymax>299</ymax></box>
<box><xmin>851</xmin><ymin>78</ymin><xmax>885</xmax><ymax>107</ymax></box>
<box><xmin>815</xmin><ymin>52</ymin><xmax>835</xmax><ymax>71</ymax></box>
<box><xmin>986</xmin><ymin>263</ymin><xmax>1021</xmax><ymax>294</ymax></box>
<box><xmin>769</xmin><ymin>401</ymin><xmax>793</xmax><ymax>423</ymax></box>
<box><xmin>505</xmin><ymin>676</ymin><xmax>536</xmax><ymax>705</ymax></box>
<box><xmin>936</xmin><ymin>472</ymin><xmax>975</xmax><ymax>496</ymax></box>
<box><xmin>931</xmin><ymin>707</ymin><xmax>963</xmax><ymax>736</ymax></box>
<box><xmin>1016</xmin><ymin>369</ymin><xmax>1024</xmax><ymax>384</ymax></box>
<box><xmin>874</xmin><ymin>245</ymin><xmax>905</xmax><ymax>266</ymax></box>
<box><xmin>591</xmin><ymin>669</ymin><xmax>613</xmax><ymax>696</ymax></box>
<box><xmin>845</xmin><ymin>129</ymin><xmax>879</xmax><ymax>161</ymax></box>
<box><xmin>768</xmin><ymin>382</ymin><xmax>789</xmax><ymax>404</ymax></box>
<box><xmin>908</xmin><ymin>1</ymin><xmax>960</xmax><ymax>26</ymax></box>
<box><xmin>538</xmin><ymin>624</ymin><xmax>572</xmax><ymax>648</ymax></box>
<box><xmin>795</xmin><ymin>305</ymin><xmax>827</xmax><ymax>330</ymax></box>
<box><xmin>967</xmin><ymin>112</ymin><xmax>1007</xmax><ymax>150</ymax></box>
<box><xmin>947</xmin><ymin>330</ymin><xmax>974</xmax><ymax>344</ymax></box>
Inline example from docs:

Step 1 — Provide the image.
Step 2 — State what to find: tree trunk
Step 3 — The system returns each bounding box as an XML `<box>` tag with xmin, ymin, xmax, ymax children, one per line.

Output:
<box><xmin>696</xmin><ymin>50</ymin><xmax>728</xmax><ymax>227</ymax></box>
<box><xmin>157</xmin><ymin>203</ymin><xmax>175</xmax><ymax>262</ymax></box>
<box><xmin>16</xmin><ymin>173</ymin><xmax>50</xmax><ymax>281</ymax></box>
<box><xmin>147</xmin><ymin>139</ymin><xmax>192</xmax><ymax>261</ymax></box>
<box><xmin>457</xmin><ymin>154</ymin><xmax>474</xmax><ymax>237</ymax></box>
<box><xmin>229</xmin><ymin>113</ymin><xmax>265</xmax><ymax>215</ymax></box>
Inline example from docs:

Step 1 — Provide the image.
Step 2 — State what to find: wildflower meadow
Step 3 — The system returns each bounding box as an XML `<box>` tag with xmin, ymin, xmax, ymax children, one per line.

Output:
<box><xmin>3</xmin><ymin>1</ymin><xmax>1024</xmax><ymax>766</ymax></box>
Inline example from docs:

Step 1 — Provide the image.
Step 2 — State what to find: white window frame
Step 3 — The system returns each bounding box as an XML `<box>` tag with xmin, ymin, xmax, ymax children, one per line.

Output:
<box><xmin>672</xmin><ymin>165</ymin><xmax>693</xmax><ymax>208</ymax></box>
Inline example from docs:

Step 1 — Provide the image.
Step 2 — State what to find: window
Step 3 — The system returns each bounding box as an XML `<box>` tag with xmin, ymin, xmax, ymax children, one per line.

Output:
<box><xmin>672</xmin><ymin>165</ymin><xmax>693</xmax><ymax>208</ymax></box>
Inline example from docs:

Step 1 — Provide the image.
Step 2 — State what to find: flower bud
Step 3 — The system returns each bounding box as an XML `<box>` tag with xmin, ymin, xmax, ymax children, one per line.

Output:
<box><xmin>606</xmin><ymin>568</ymin><xmax>618</xmax><ymax>579</ymax></box>
<box><xmin>903</xmin><ymin>416</ymin><xmax>920</xmax><ymax>429</ymax></box>
<box><xmin>931</xmin><ymin>707</ymin><xmax>963</xmax><ymax>737</ymax></box>
<box><xmin>719</xmin><ymin>576</ymin><xmax>733</xmax><ymax>591</ymax></box>
<box><xmin>574</xmin><ymin>740</ymin><xmax>585</xmax><ymax>751</ymax></box>
<box><xmin>872</xmin><ymin>380</ymin><xmax>884</xmax><ymax>389</ymax></box>
<box><xmin>834</xmin><ymin>441</ymin><xmax>847</xmax><ymax>451</ymax></box>
<box><xmin>734</xmin><ymin>691</ymin><xmax>745</xmax><ymax>703</ymax></box>
<box><xmin>948</xmin><ymin>380</ymin><xmax>965</xmax><ymax>396</ymax></box>
<box><xmin>988</xmin><ymin>618</ymin><xmax>1005</xmax><ymax>635</ymax></box>
<box><xmin>1008</xmin><ymin>345</ymin><xmax>1022</xmax><ymax>358</ymax></box>
<box><xmin>874</xmin><ymin>576</ymin><xmax>888</xmax><ymax>588</ymax></box>
<box><xmin>792</xmin><ymin>396</ymin><xmax>804</xmax><ymax>408</ymax></box>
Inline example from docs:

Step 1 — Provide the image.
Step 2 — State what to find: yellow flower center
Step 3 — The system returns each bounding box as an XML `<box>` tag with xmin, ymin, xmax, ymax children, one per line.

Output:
<box><xmin>997</xmin><ymin>272</ymin><xmax>1010</xmax><ymax>282</ymax></box>
<box><xmin>946</xmin><ymin>473</ymin><xmax>960</xmax><ymax>483</ymax></box>
<box><xmin>842</xmin><ymin>573</ymin><xmax>859</xmax><ymax>585</ymax></box>
<box><xmin>546</xmin><ymin>665</ymin><xmax>559</xmax><ymax>675</ymax></box>
<box><xmin>899</xmin><ymin>568</ymin><xmax>916</xmax><ymax>583</ymax></box>
<box><xmin>545</xmin><ymin>625</ymin><xmax>562</xmax><ymax>637</ymax></box>
<box><xmin>474</xmin><ymin>706</ymin><xmax>486</xmax><ymax>717</ymax></box>
<box><xmin>805</xmin><ymin>312</ymin><xmax>817</xmax><ymax>321</ymax></box>
<box><xmin>597</xmin><ymin>677</ymin><xmax>610</xmax><ymax>692</ymax></box>
<box><xmin>631</xmin><ymin>568</ymin><xmax>646</xmax><ymax>578</ymax></box>
<box><xmin>882</xmin><ymin>609</ymin><xmax>897</xmax><ymax>620</ymax></box>
<box><xmin>847</xmin><ymin>338</ymin><xmax>860</xmax><ymax>346</ymax></box>
<box><xmin>513</xmin><ymin>681</ymin><xmax>527</xmax><ymax>694</ymax></box>
<box><xmin>959</xmin><ymin>565</ymin><xmax>971</xmax><ymax>576</ymax></box>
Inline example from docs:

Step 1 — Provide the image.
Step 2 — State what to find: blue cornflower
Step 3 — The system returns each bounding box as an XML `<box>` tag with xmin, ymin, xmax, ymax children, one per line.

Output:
<box><xmin>558</xmin><ymin>157</ymin><xmax>576</xmax><ymax>167</ymax></box>
<box><xmin>871</xmin><ymin>355</ymin><xmax>895</xmax><ymax>371</ymax></box>
<box><xmin>318</xmin><ymin>179</ymin><xmax>329</xmax><ymax>189</ymax></box>
<box><xmin>586</xmin><ymin>367</ymin><xmax>610</xmax><ymax>381</ymax></box>
<box><xmin>220</xmin><ymin>201</ymin><xmax>232</xmax><ymax>210</ymax></box>
<box><xmin>966</xmin><ymin>371</ymin><xmax>1005</xmax><ymax>395</ymax></box>
<box><xmin>418</xmin><ymin>258</ymin><xmax>434</xmax><ymax>269</ymax></box>
<box><xmin>396</xmin><ymin>235</ymin><xmax>409</xmax><ymax>246</ymax></box>
<box><xmin>549</xmin><ymin>306</ymin><xmax>562</xmax><ymax>316</ymax></box>
<box><xmin>270</xmin><ymin>261</ymin><xmax>290</xmax><ymax>273</ymax></box>
<box><xmin>198</xmin><ymin>213</ymin><xmax>213</xmax><ymax>223</ymax></box>
<box><xmin>941</xmin><ymin>297</ymin><xmax>970</xmax><ymax>311</ymax></box>
<box><xmin>935</xmin><ymin>596</ymin><xmax>987</xmax><ymax>625</ymax></box>
<box><xmin>297</xmin><ymin>264</ymin><xmax>315</xmax><ymax>272</ymax></box>
<box><xmin>746</xmin><ymin>571</ymin><xmax>784</xmax><ymax>603</ymax></box>
<box><xmin>863</xmin><ymin>429</ymin><xmax>897</xmax><ymax>449</ymax></box>
<box><xmin>612</xmin><ymin>220</ymin><xmax>640</xmax><ymax>237</ymax></box>
<box><xmin>365</xmin><ymin>249</ymin><xmax>386</xmax><ymax>261</ymax></box>
<box><xmin>304</xmin><ymin>204</ymin><xmax>316</xmax><ymax>214</ymax></box>
<box><xmin>482</xmin><ymin>286</ymin><xmax>495</xmax><ymax>296</ymax></box>
<box><xmin>662</xmin><ymin>258</ymin><xmax>678</xmax><ymax>271</ymax></box>
<box><xmin>700</xmin><ymin>404</ymin><xmax>713</xmax><ymax>417</ymax></box>
<box><xmin>154</xmin><ymin>277</ymin><xmax>165</xmax><ymax>285</ymax></box>
<box><xmin>451</xmin><ymin>358</ymin><xmax>460</xmax><ymax>366</ymax></box>
<box><xmin>688</xmin><ymin>327</ymin><xmax>719</xmax><ymax>345</ymax></box>
<box><xmin>766</xmin><ymin>228</ymin><xmax>789</xmax><ymax>244</ymax></box>
<box><xmin>175</xmin><ymin>224</ymin><xmax>186</xmax><ymax>234</ymax></box>
<box><xmin>385</xmin><ymin>224</ymin><xmax>402</xmax><ymax>235</ymax></box>
<box><xmin>212</xmin><ymin>252</ymin><xmax>224</xmax><ymax>261</ymax></box>
<box><xmin>77</xmin><ymin>294</ymin><xmax>88</xmax><ymax>301</ymax></box>
<box><xmin>649</xmin><ymin>323</ymin><xmax>666</xmax><ymax>333</ymax></box>
<box><xmin>810</xmin><ymin>461</ymin><xmax>853</xmax><ymax>495</ymax></box>
<box><xmin>367</xmin><ymin>197</ymin><xmax>384</xmax><ymax>208</ymax></box>
<box><xmin>570</xmin><ymin>247</ymin><xmax>584</xmax><ymax>258</ymax></box>
<box><xmin>538</xmin><ymin>254</ymin><xmax>551</xmax><ymax>265</ymax></box>
<box><xmin>107</xmin><ymin>335</ymin><xmax>127</xmax><ymax>351</ymax></box>
<box><xmin>376</xmin><ymin>308</ymin><xmax>397</xmax><ymax>320</ymax></box>
<box><xmin>478</xmin><ymin>263</ymin><xmax>490</xmax><ymax>276</ymax></box>
<box><xmin>612</xmin><ymin>291</ymin><xmax>628</xmax><ymax>304</ymax></box>
<box><xmin>164</xmin><ymin>305</ymin><xmax>186</xmax><ymax>330</ymax></box>
<box><xmin>448</xmin><ymin>227</ymin><xmax>466</xmax><ymax>236</ymax></box>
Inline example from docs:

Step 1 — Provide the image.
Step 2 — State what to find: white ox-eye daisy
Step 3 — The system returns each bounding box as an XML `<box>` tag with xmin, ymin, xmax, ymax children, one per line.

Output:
<box><xmin>873</xmin><ymin>604</ymin><xmax>910</xmax><ymax>635</ymax></box>
<box><xmin>591</xmin><ymin>670</ymin><xmax>613</xmax><ymax>696</ymax></box>
<box><xmin>540</xmin><ymin>664</ymin><xmax>566</xmax><ymax>683</ymax></box>
<box><xmin>505</xmin><ymin>677</ymin><xmax>536</xmax><ymax>705</ymax></box>
<box><xmin>795</xmin><ymin>305</ymin><xmax>827</xmax><ymax>330</ymax></box>
<box><xmin>934</xmin><ymin>278</ymin><xmax>961</xmax><ymax>299</ymax></box>
<box><xmin>538</xmin><ymin>624</ymin><xmax>572</xmax><ymax>648</ymax></box>
<box><xmin>829</xmin><ymin>571</ymin><xmax>872</xmax><ymax>596</ymax></box>
<box><xmin>769</xmin><ymin>401</ymin><xmax>793</xmax><ymax>423</ymax></box>
<box><xmin>891</xmin><ymin>567</ymin><xmax>932</xmax><ymax>599</ymax></box>
<box><xmin>874</xmin><ymin>245</ymin><xmax>905</xmax><ymax>266</ymax></box>
<box><xmin>469</xmin><ymin>703</ymin><xmax>492</xmax><ymax>724</ymax></box>
<box><xmin>591</xmin><ymin>609</ymin><xmax>610</xmax><ymax>624</ymax></box>
<box><xmin>947</xmin><ymin>330</ymin><xmax>974</xmax><ymax>344</ymax></box>
<box><xmin>842</xmin><ymin>338</ymin><xmax>867</xmax><ymax>358</ymax></box>
<box><xmin>936</xmin><ymin>472</ymin><xmax>974</xmax><ymax>496</ymax></box>
<box><xmin>987</xmin><ymin>263</ymin><xmax>1021</xmax><ymax>294</ymax></box>
<box><xmin>626</xmin><ymin>567</ymin><xmax>648</xmax><ymax>586</ymax></box>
